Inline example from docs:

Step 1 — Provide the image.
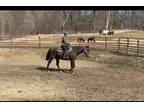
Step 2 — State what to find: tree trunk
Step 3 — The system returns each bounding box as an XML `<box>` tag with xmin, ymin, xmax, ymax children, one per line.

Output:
<box><xmin>78</xmin><ymin>11</ymin><xmax>81</xmax><ymax>32</ymax></box>
<box><xmin>1</xmin><ymin>16</ymin><xmax>6</xmax><ymax>39</ymax></box>
<box><xmin>106</xmin><ymin>11</ymin><xmax>111</xmax><ymax>30</ymax></box>
<box><xmin>31</xmin><ymin>11</ymin><xmax>36</xmax><ymax>34</ymax></box>
<box><xmin>93</xmin><ymin>11</ymin><xmax>96</xmax><ymax>32</ymax></box>
<box><xmin>70</xmin><ymin>11</ymin><xmax>73</xmax><ymax>29</ymax></box>
<box><xmin>62</xmin><ymin>11</ymin><xmax>71</xmax><ymax>32</ymax></box>
<box><xmin>119</xmin><ymin>11</ymin><xmax>124</xmax><ymax>29</ymax></box>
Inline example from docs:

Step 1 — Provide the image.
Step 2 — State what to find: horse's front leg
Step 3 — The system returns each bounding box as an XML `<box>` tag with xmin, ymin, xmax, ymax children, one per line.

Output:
<box><xmin>70</xmin><ymin>59</ymin><xmax>75</xmax><ymax>74</ymax></box>
<box><xmin>56</xmin><ymin>58</ymin><xmax>62</xmax><ymax>73</ymax></box>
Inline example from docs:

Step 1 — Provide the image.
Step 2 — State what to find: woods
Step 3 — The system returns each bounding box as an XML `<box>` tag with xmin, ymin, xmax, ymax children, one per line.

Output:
<box><xmin>0</xmin><ymin>10</ymin><xmax>144</xmax><ymax>38</ymax></box>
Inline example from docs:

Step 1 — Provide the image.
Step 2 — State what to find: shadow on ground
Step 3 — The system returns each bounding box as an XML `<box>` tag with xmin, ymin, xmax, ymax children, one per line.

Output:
<box><xmin>36</xmin><ymin>67</ymin><xmax>70</xmax><ymax>73</ymax></box>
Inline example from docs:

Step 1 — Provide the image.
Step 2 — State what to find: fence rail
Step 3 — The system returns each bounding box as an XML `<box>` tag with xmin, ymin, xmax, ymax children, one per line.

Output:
<box><xmin>1</xmin><ymin>35</ymin><xmax>144</xmax><ymax>57</ymax></box>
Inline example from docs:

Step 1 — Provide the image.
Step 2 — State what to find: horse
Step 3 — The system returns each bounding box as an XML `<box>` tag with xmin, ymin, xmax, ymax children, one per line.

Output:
<box><xmin>87</xmin><ymin>37</ymin><xmax>95</xmax><ymax>43</ymax></box>
<box><xmin>77</xmin><ymin>37</ymin><xmax>85</xmax><ymax>43</ymax></box>
<box><xmin>108</xmin><ymin>31</ymin><xmax>114</xmax><ymax>35</ymax></box>
<box><xmin>45</xmin><ymin>45</ymin><xmax>90</xmax><ymax>74</ymax></box>
<box><xmin>99</xmin><ymin>29</ymin><xmax>103</xmax><ymax>35</ymax></box>
<box><xmin>102</xmin><ymin>30</ymin><xmax>109</xmax><ymax>35</ymax></box>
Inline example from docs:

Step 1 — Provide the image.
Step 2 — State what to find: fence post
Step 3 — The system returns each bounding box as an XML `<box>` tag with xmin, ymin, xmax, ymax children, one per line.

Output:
<box><xmin>25</xmin><ymin>35</ymin><xmax>27</xmax><ymax>43</ymax></box>
<box><xmin>10</xmin><ymin>36</ymin><xmax>13</xmax><ymax>49</ymax></box>
<box><xmin>127</xmin><ymin>37</ymin><xmax>129</xmax><ymax>54</ymax></box>
<box><xmin>118</xmin><ymin>38</ymin><xmax>120</xmax><ymax>53</ymax></box>
<box><xmin>38</xmin><ymin>35</ymin><xmax>41</xmax><ymax>48</ymax></box>
<box><xmin>105</xmin><ymin>37</ymin><xmax>107</xmax><ymax>50</ymax></box>
<box><xmin>137</xmin><ymin>39</ymin><xmax>139</xmax><ymax>56</ymax></box>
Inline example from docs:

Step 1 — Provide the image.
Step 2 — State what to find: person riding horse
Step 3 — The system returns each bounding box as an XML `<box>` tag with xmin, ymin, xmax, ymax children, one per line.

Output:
<box><xmin>61</xmin><ymin>32</ymin><xmax>71</xmax><ymax>59</ymax></box>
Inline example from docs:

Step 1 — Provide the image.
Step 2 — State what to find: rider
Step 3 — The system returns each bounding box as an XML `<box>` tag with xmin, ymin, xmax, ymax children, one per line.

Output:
<box><xmin>61</xmin><ymin>32</ymin><xmax>70</xmax><ymax>59</ymax></box>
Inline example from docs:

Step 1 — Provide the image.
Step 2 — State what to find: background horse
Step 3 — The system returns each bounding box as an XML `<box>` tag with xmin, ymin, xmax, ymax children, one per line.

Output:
<box><xmin>77</xmin><ymin>37</ymin><xmax>85</xmax><ymax>43</ymax></box>
<box><xmin>99</xmin><ymin>29</ymin><xmax>103</xmax><ymax>35</ymax></box>
<box><xmin>87</xmin><ymin>37</ymin><xmax>95</xmax><ymax>43</ymax></box>
<box><xmin>46</xmin><ymin>45</ymin><xmax>90</xmax><ymax>74</ymax></box>
<box><xmin>102</xmin><ymin>30</ymin><xmax>109</xmax><ymax>35</ymax></box>
<box><xmin>108</xmin><ymin>31</ymin><xmax>114</xmax><ymax>35</ymax></box>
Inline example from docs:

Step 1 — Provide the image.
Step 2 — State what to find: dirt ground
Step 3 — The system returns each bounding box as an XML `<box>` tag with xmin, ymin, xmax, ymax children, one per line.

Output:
<box><xmin>1</xmin><ymin>48</ymin><xmax>144</xmax><ymax>101</ymax></box>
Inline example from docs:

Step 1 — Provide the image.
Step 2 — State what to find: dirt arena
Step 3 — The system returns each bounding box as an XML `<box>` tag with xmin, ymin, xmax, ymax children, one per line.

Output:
<box><xmin>0</xmin><ymin>48</ymin><xmax>144</xmax><ymax>101</ymax></box>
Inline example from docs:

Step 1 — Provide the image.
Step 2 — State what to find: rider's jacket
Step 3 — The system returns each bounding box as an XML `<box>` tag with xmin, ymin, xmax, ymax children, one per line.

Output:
<box><xmin>61</xmin><ymin>36</ymin><xmax>69</xmax><ymax>45</ymax></box>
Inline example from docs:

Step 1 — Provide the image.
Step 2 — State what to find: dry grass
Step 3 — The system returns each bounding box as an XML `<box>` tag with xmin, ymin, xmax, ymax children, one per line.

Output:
<box><xmin>0</xmin><ymin>48</ymin><xmax>144</xmax><ymax>101</ymax></box>
<box><xmin>78</xmin><ymin>50</ymin><xmax>144</xmax><ymax>70</ymax></box>
<box><xmin>1</xmin><ymin>29</ymin><xmax>144</xmax><ymax>101</ymax></box>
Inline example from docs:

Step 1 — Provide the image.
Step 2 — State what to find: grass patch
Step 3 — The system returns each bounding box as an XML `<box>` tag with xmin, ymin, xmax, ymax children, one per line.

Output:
<box><xmin>114</xmin><ymin>30</ymin><xmax>144</xmax><ymax>38</ymax></box>
<box><xmin>78</xmin><ymin>50</ymin><xmax>144</xmax><ymax>69</ymax></box>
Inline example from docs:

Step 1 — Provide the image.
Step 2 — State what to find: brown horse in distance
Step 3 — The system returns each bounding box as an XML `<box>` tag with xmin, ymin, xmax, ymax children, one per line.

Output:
<box><xmin>87</xmin><ymin>37</ymin><xmax>95</xmax><ymax>43</ymax></box>
<box><xmin>77</xmin><ymin>37</ymin><xmax>85</xmax><ymax>43</ymax></box>
<box><xmin>108</xmin><ymin>31</ymin><xmax>114</xmax><ymax>35</ymax></box>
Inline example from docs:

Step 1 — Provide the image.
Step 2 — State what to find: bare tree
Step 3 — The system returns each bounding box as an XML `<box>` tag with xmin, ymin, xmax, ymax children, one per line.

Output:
<box><xmin>119</xmin><ymin>11</ymin><xmax>125</xmax><ymax>29</ymax></box>
<box><xmin>62</xmin><ymin>11</ymin><xmax>71</xmax><ymax>32</ymax></box>
<box><xmin>106</xmin><ymin>11</ymin><xmax>111</xmax><ymax>30</ymax></box>
<box><xmin>31</xmin><ymin>11</ymin><xmax>36</xmax><ymax>34</ymax></box>
<box><xmin>92</xmin><ymin>10</ymin><xmax>96</xmax><ymax>32</ymax></box>
<box><xmin>0</xmin><ymin>11</ymin><xmax>7</xmax><ymax>39</ymax></box>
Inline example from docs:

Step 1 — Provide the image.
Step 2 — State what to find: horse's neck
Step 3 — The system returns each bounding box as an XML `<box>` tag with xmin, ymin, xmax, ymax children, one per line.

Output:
<box><xmin>74</xmin><ymin>47</ymin><xmax>84</xmax><ymax>56</ymax></box>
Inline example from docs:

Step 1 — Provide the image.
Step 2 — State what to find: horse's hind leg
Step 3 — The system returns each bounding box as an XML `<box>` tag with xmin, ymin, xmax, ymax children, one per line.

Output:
<box><xmin>70</xmin><ymin>59</ymin><xmax>75</xmax><ymax>74</ymax></box>
<box><xmin>47</xmin><ymin>58</ymin><xmax>53</xmax><ymax>70</ymax></box>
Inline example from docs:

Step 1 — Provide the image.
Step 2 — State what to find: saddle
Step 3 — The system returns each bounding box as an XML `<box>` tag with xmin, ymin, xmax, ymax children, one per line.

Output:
<box><xmin>57</xmin><ymin>46</ymin><xmax>72</xmax><ymax>53</ymax></box>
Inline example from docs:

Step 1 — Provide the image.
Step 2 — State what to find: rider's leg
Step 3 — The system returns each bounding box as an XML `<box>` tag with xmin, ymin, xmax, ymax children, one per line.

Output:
<box><xmin>65</xmin><ymin>44</ymin><xmax>70</xmax><ymax>59</ymax></box>
<box><xmin>62</xmin><ymin>44</ymin><xmax>67</xmax><ymax>58</ymax></box>
<box><xmin>61</xmin><ymin>44</ymin><xmax>70</xmax><ymax>59</ymax></box>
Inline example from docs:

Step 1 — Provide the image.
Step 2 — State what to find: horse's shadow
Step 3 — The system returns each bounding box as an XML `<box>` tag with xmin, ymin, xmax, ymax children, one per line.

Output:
<box><xmin>35</xmin><ymin>67</ymin><xmax>70</xmax><ymax>73</ymax></box>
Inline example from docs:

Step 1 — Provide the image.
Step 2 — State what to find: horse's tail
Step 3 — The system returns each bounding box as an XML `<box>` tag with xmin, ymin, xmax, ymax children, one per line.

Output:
<box><xmin>46</xmin><ymin>48</ymin><xmax>51</xmax><ymax>61</ymax></box>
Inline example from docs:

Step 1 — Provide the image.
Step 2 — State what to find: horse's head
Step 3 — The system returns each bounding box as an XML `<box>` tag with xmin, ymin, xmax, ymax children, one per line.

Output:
<box><xmin>83</xmin><ymin>45</ymin><xmax>90</xmax><ymax>57</ymax></box>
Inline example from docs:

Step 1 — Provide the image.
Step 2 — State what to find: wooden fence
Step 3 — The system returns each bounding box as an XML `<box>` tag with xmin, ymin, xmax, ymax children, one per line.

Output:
<box><xmin>0</xmin><ymin>35</ymin><xmax>144</xmax><ymax>57</ymax></box>
<box><xmin>78</xmin><ymin>36</ymin><xmax>144</xmax><ymax>57</ymax></box>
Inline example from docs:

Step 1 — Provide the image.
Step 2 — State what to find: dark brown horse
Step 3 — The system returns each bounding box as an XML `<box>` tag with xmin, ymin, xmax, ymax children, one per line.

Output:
<box><xmin>99</xmin><ymin>29</ymin><xmax>103</xmax><ymax>35</ymax></box>
<box><xmin>87</xmin><ymin>37</ymin><xmax>95</xmax><ymax>43</ymax></box>
<box><xmin>77</xmin><ymin>37</ymin><xmax>85</xmax><ymax>43</ymax></box>
<box><xmin>108</xmin><ymin>31</ymin><xmax>114</xmax><ymax>35</ymax></box>
<box><xmin>46</xmin><ymin>46</ymin><xmax>90</xmax><ymax>74</ymax></box>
